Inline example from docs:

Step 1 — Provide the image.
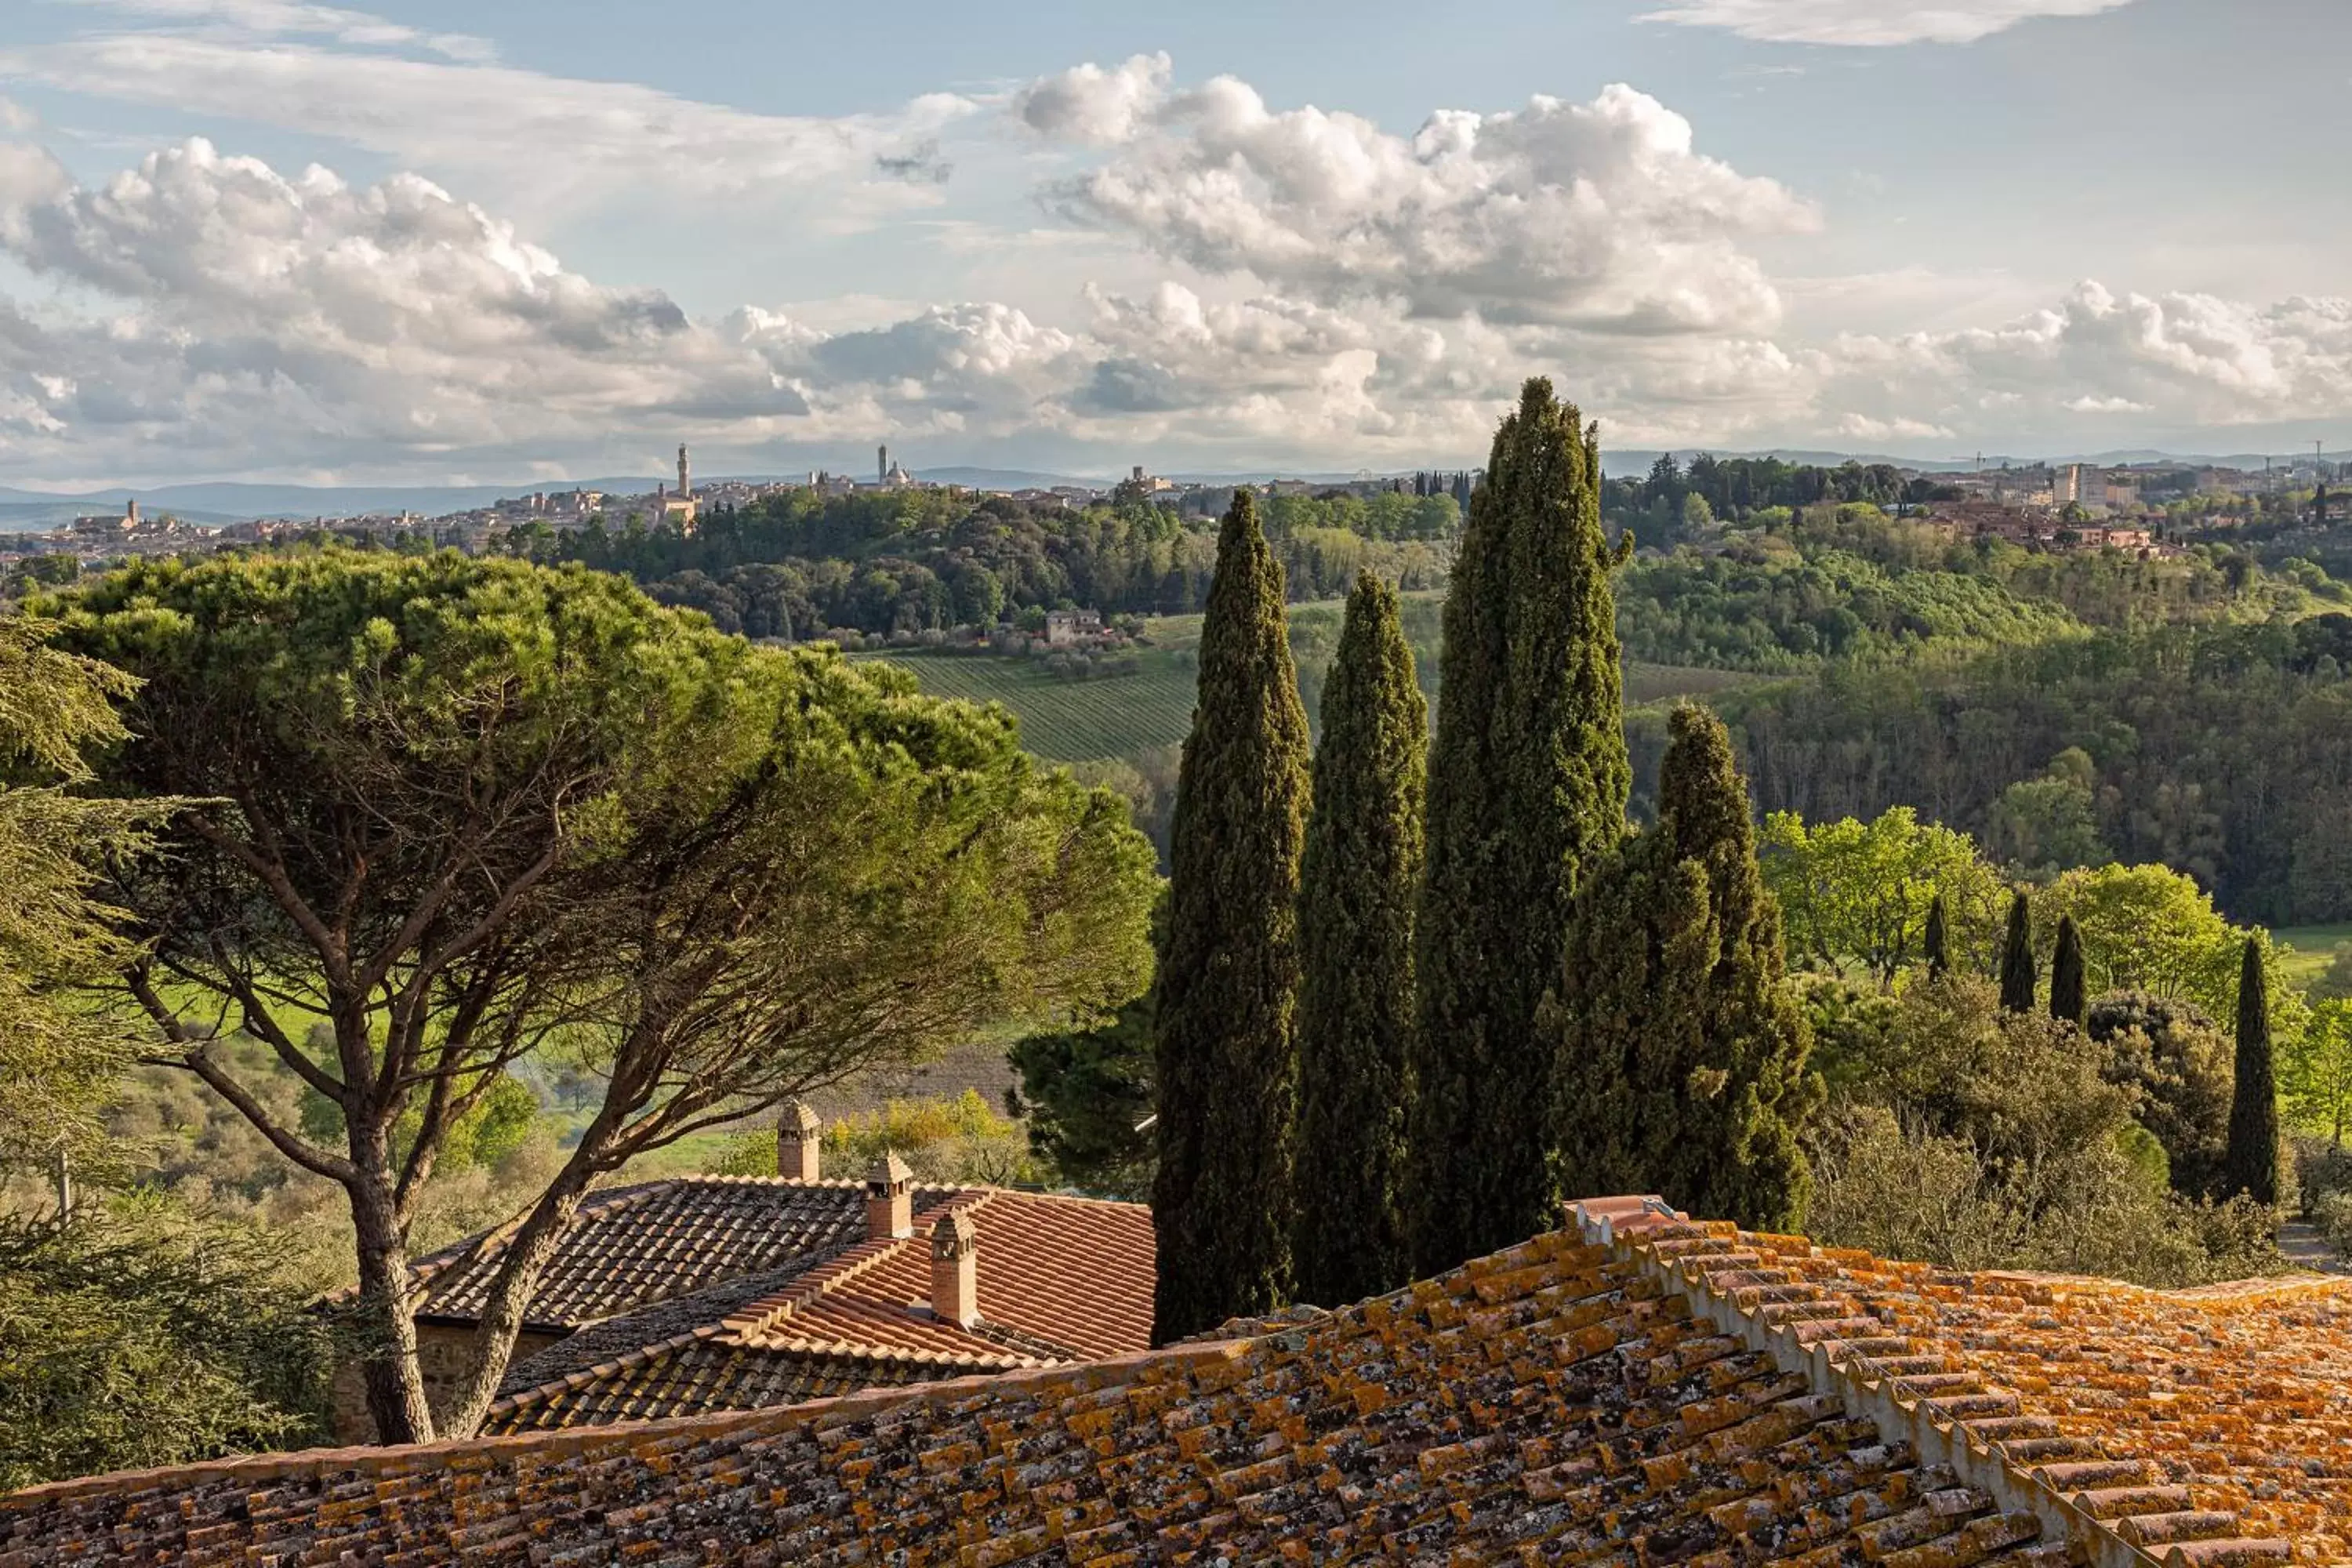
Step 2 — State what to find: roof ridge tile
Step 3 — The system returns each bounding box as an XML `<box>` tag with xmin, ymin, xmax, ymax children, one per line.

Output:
<box><xmin>1566</xmin><ymin>1203</ymin><xmax>2302</xmax><ymax>1568</ymax></box>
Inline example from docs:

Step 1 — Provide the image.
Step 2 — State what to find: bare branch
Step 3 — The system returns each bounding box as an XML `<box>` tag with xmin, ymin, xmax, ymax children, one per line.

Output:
<box><xmin>191</xmin><ymin>934</ymin><xmax>349</xmax><ymax>1104</ymax></box>
<box><xmin>183</xmin><ymin>1046</ymin><xmax>357</xmax><ymax>1184</ymax></box>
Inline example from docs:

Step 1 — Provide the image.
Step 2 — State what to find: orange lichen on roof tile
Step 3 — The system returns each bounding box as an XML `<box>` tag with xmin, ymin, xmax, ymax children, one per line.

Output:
<box><xmin>13</xmin><ymin>1195</ymin><xmax>2343</xmax><ymax>1564</ymax></box>
<box><xmin>1592</xmin><ymin>1210</ymin><xmax>2352</xmax><ymax>1566</ymax></box>
<box><xmin>0</xmin><ymin>1222</ymin><xmax>2085</xmax><ymax>1567</ymax></box>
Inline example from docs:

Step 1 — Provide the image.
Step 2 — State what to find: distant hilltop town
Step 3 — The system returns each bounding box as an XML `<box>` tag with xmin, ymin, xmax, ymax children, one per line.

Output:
<box><xmin>0</xmin><ymin>444</ymin><xmax>1479</xmax><ymax>568</ymax></box>
<box><xmin>2</xmin><ymin>444</ymin><xmax>2342</xmax><ymax>573</ymax></box>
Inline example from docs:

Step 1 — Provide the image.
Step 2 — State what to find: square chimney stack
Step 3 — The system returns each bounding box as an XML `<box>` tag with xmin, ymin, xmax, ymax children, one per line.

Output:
<box><xmin>930</xmin><ymin>1210</ymin><xmax>978</xmax><ymax>1328</ymax></box>
<box><xmin>778</xmin><ymin>1099</ymin><xmax>822</xmax><ymax>1181</ymax></box>
<box><xmin>866</xmin><ymin>1152</ymin><xmax>912</xmax><ymax>1240</ymax></box>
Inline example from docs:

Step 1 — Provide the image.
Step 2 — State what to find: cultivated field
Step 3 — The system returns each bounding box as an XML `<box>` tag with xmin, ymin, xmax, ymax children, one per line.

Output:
<box><xmin>869</xmin><ymin>652</ymin><xmax>1196</xmax><ymax>762</ymax></box>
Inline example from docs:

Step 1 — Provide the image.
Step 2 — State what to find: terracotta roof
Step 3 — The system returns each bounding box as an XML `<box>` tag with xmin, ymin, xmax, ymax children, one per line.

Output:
<box><xmin>408</xmin><ymin>1175</ymin><xmax>873</xmax><ymax>1330</ymax></box>
<box><xmin>480</xmin><ymin>1186</ymin><xmax>1155</xmax><ymax>1432</ymax></box>
<box><xmin>483</xmin><ymin>1336</ymin><xmax>1004</xmax><ymax>1433</ymax></box>
<box><xmin>722</xmin><ymin>1188</ymin><xmax>1155</xmax><ymax>1361</ymax></box>
<box><xmin>8</xmin><ymin>1200</ymin><xmax>2344</xmax><ymax>1564</ymax></box>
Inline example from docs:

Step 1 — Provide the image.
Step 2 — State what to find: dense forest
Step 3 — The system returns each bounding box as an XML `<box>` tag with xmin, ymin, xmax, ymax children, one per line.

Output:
<box><xmin>487</xmin><ymin>457</ymin><xmax>1980</xmax><ymax>641</ymax></box>
<box><xmin>1617</xmin><ymin>546</ymin><xmax>2081</xmax><ymax>671</ymax></box>
<box><xmin>1602</xmin><ymin>509</ymin><xmax>2352</xmax><ymax>924</ymax></box>
<box><xmin>1716</xmin><ymin>614</ymin><xmax>2352</xmax><ymax>925</ymax></box>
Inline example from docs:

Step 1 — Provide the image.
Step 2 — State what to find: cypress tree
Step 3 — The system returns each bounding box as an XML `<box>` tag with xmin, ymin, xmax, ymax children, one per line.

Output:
<box><xmin>2048</xmin><ymin>914</ymin><xmax>2088</xmax><ymax>1029</ymax></box>
<box><xmin>1293</xmin><ymin>572</ymin><xmax>1427</xmax><ymax>1306</ymax></box>
<box><xmin>1922</xmin><ymin>894</ymin><xmax>1950</xmax><ymax>982</ymax></box>
<box><xmin>1997</xmin><ymin>891</ymin><xmax>2037</xmax><ymax>1014</ymax></box>
<box><xmin>1552</xmin><ymin>706</ymin><xmax>1816</xmax><ymax>1229</ymax></box>
<box><xmin>1150</xmin><ymin>488</ymin><xmax>1312</xmax><ymax>1342</ymax></box>
<box><xmin>1409</xmin><ymin>379</ymin><xmax>1628</xmax><ymax>1275</ymax></box>
<box><xmin>2223</xmin><ymin>936</ymin><xmax>2280</xmax><ymax>1205</ymax></box>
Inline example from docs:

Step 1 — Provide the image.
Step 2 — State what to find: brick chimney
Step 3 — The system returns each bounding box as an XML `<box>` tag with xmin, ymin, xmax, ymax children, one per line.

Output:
<box><xmin>777</xmin><ymin>1099</ymin><xmax>822</xmax><ymax>1181</ymax></box>
<box><xmin>865</xmin><ymin>1151</ymin><xmax>912</xmax><ymax>1240</ymax></box>
<box><xmin>929</xmin><ymin>1210</ymin><xmax>978</xmax><ymax>1328</ymax></box>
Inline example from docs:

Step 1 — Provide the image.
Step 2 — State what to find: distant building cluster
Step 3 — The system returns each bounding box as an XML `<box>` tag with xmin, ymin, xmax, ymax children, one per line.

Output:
<box><xmin>1913</xmin><ymin>454</ymin><xmax>2343</xmax><ymax>557</ymax></box>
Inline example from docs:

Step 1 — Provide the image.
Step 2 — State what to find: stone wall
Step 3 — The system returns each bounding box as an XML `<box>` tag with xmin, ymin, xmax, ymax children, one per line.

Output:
<box><xmin>327</xmin><ymin>1324</ymin><xmax>567</xmax><ymax>1443</ymax></box>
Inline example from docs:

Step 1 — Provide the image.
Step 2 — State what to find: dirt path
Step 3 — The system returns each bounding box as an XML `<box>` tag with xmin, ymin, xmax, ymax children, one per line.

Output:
<box><xmin>2281</xmin><ymin>1219</ymin><xmax>2350</xmax><ymax>1275</ymax></box>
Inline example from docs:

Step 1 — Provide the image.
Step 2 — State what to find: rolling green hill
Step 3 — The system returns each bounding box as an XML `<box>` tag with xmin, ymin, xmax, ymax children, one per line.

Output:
<box><xmin>861</xmin><ymin>594</ymin><xmax>1762</xmax><ymax>764</ymax></box>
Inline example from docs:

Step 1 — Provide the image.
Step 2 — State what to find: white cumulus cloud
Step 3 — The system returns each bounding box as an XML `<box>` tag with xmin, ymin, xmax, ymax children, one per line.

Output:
<box><xmin>5</xmin><ymin>61</ymin><xmax>2350</xmax><ymax>482</ymax></box>
<box><xmin>0</xmin><ymin>140</ymin><xmax>811</xmax><ymax>473</ymax></box>
<box><xmin>1639</xmin><ymin>0</ymin><xmax>2140</xmax><ymax>46</ymax></box>
<box><xmin>1014</xmin><ymin>53</ymin><xmax>1171</xmax><ymax>147</ymax></box>
<box><xmin>1028</xmin><ymin>72</ymin><xmax>1816</xmax><ymax>336</ymax></box>
<box><xmin>1828</xmin><ymin>281</ymin><xmax>2352</xmax><ymax>430</ymax></box>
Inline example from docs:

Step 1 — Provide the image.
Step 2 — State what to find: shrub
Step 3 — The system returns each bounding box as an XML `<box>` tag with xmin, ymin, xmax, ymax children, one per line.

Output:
<box><xmin>2315</xmin><ymin>1191</ymin><xmax>2352</xmax><ymax>1259</ymax></box>
<box><xmin>0</xmin><ymin>1200</ymin><xmax>335</xmax><ymax>1489</ymax></box>
<box><xmin>2296</xmin><ymin>1136</ymin><xmax>2352</xmax><ymax>1214</ymax></box>
<box><xmin>2088</xmin><ymin>992</ymin><xmax>2233</xmax><ymax>1200</ymax></box>
<box><xmin>1808</xmin><ymin>1106</ymin><xmax>2282</xmax><ymax>1288</ymax></box>
<box><xmin>1806</xmin><ymin>975</ymin><xmax>2285</xmax><ymax>1287</ymax></box>
<box><xmin>1794</xmin><ymin>975</ymin><xmax>1902</xmax><ymax>1098</ymax></box>
<box><xmin>712</xmin><ymin>1091</ymin><xmax>1041</xmax><ymax>1188</ymax></box>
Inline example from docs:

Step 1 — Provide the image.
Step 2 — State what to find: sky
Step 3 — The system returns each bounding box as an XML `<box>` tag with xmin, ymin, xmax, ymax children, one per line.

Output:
<box><xmin>0</xmin><ymin>0</ymin><xmax>2347</xmax><ymax>486</ymax></box>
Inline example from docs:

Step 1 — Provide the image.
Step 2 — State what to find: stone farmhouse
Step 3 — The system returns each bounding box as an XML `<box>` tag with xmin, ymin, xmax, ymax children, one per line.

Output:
<box><xmin>7</xmin><ymin>1196</ymin><xmax>2349</xmax><ymax>1565</ymax></box>
<box><xmin>327</xmin><ymin>1102</ymin><xmax>1154</xmax><ymax>1442</ymax></box>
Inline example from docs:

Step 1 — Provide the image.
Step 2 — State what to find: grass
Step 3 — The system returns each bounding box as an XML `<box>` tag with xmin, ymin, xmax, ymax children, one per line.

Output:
<box><xmin>1625</xmin><ymin>662</ymin><xmax>1762</xmax><ymax>705</ymax></box>
<box><xmin>2274</xmin><ymin>926</ymin><xmax>2352</xmax><ymax>990</ymax></box>
<box><xmin>864</xmin><ymin>649</ymin><xmax>1196</xmax><ymax>763</ymax></box>
<box><xmin>862</xmin><ymin>594</ymin><xmax>1767</xmax><ymax>763</ymax></box>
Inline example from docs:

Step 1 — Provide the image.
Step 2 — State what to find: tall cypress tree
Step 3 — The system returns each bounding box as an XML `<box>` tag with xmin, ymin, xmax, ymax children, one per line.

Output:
<box><xmin>1294</xmin><ymin>573</ymin><xmax>1428</xmax><ymax>1306</ymax></box>
<box><xmin>1998</xmin><ymin>891</ymin><xmax>2037</xmax><ymax>1014</ymax></box>
<box><xmin>2048</xmin><ymin>915</ymin><xmax>2088</xmax><ymax>1029</ymax></box>
<box><xmin>1552</xmin><ymin>706</ymin><xmax>1817</xmax><ymax>1229</ymax></box>
<box><xmin>1923</xmin><ymin>894</ymin><xmax>1951</xmax><ymax>982</ymax></box>
<box><xmin>2223</xmin><ymin>936</ymin><xmax>2280</xmax><ymax>1205</ymax></box>
<box><xmin>1150</xmin><ymin>489</ymin><xmax>1312</xmax><ymax>1342</ymax></box>
<box><xmin>1409</xmin><ymin>378</ymin><xmax>1628</xmax><ymax>1274</ymax></box>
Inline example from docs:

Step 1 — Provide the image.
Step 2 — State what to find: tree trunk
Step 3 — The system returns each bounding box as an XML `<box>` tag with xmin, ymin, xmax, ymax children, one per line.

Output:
<box><xmin>434</xmin><ymin>1141</ymin><xmax>604</xmax><ymax>1439</ymax></box>
<box><xmin>350</xmin><ymin>1170</ymin><xmax>435</xmax><ymax>1445</ymax></box>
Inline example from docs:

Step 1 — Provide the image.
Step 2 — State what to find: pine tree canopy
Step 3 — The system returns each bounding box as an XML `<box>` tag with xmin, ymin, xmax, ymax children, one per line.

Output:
<box><xmin>1409</xmin><ymin>378</ymin><xmax>1629</xmax><ymax>1276</ymax></box>
<box><xmin>1549</xmin><ymin>705</ymin><xmax>1817</xmax><ymax>1231</ymax></box>
<box><xmin>1151</xmin><ymin>489</ymin><xmax>1313</xmax><ymax>1342</ymax></box>
<box><xmin>1998</xmin><ymin>891</ymin><xmax>2038</xmax><ymax>1014</ymax></box>
<box><xmin>2049</xmin><ymin>914</ymin><xmax>2088</xmax><ymax>1029</ymax></box>
<box><xmin>1294</xmin><ymin>572</ymin><xmax>1427</xmax><ymax>1308</ymax></box>
<box><xmin>49</xmin><ymin>550</ymin><xmax>1159</xmax><ymax>1443</ymax></box>
<box><xmin>2223</xmin><ymin>935</ymin><xmax>2280</xmax><ymax>1206</ymax></box>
